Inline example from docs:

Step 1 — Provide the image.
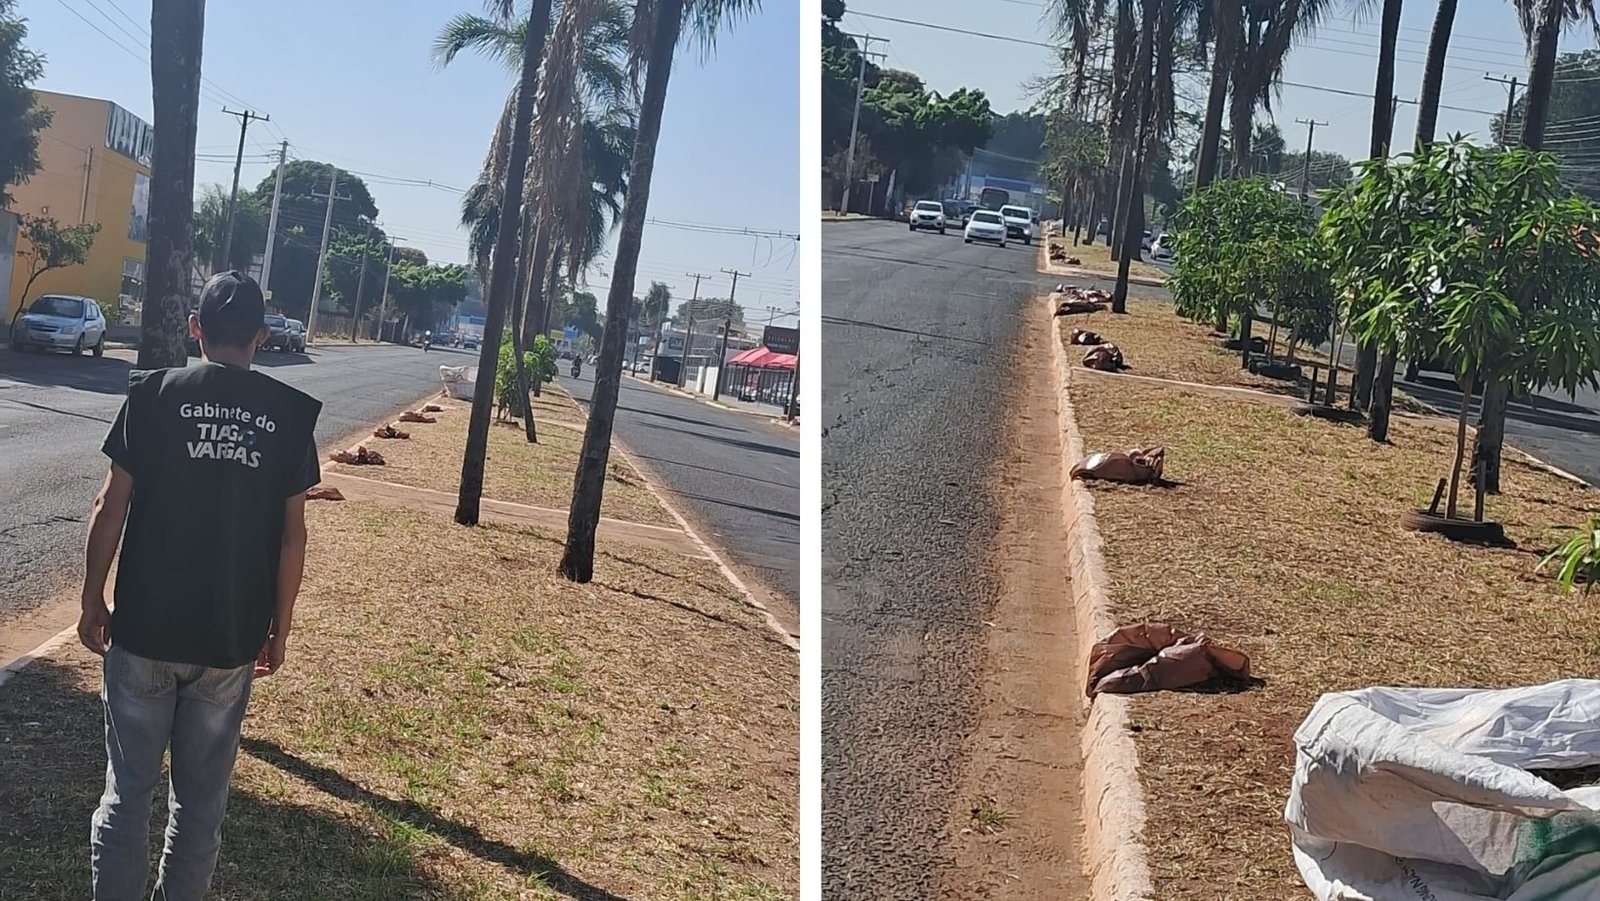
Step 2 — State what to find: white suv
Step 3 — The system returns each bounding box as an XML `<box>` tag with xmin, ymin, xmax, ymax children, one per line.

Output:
<box><xmin>908</xmin><ymin>200</ymin><xmax>946</xmax><ymax>234</ymax></box>
<box><xmin>998</xmin><ymin>205</ymin><xmax>1035</xmax><ymax>245</ymax></box>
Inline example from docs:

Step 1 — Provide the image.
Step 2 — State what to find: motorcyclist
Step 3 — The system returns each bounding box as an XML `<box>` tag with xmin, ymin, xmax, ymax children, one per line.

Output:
<box><xmin>570</xmin><ymin>356</ymin><xmax>582</xmax><ymax>378</ymax></box>
<box><xmin>422</xmin><ymin>330</ymin><xmax>432</xmax><ymax>351</ymax></box>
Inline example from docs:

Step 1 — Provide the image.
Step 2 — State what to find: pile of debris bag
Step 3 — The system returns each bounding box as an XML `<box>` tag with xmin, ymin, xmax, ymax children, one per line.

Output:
<box><xmin>440</xmin><ymin>365</ymin><xmax>477</xmax><ymax>401</ymax></box>
<box><xmin>1287</xmin><ymin>679</ymin><xmax>1600</xmax><ymax>900</ymax></box>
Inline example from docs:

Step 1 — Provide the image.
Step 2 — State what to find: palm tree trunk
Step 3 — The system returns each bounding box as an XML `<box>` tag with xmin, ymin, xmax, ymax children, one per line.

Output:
<box><xmin>1354</xmin><ymin>0</ymin><xmax>1403</xmax><ymax>414</ymax></box>
<box><xmin>139</xmin><ymin>0</ymin><xmax>204</xmax><ymax>370</ymax></box>
<box><xmin>1521</xmin><ymin>4</ymin><xmax>1563</xmax><ymax>150</ymax></box>
<box><xmin>1227</xmin><ymin>74</ymin><xmax>1253</xmax><ymax>175</ymax></box>
<box><xmin>1112</xmin><ymin>0</ymin><xmax>1157</xmax><ymax>314</ymax></box>
<box><xmin>1413</xmin><ymin>0</ymin><xmax>1457</xmax><ymax>147</ymax></box>
<box><xmin>559</xmin><ymin>0</ymin><xmax>683</xmax><ymax>582</ymax></box>
<box><xmin>505</xmin><ymin>216</ymin><xmax>539</xmax><ymax>444</ymax></box>
<box><xmin>1109</xmin><ymin>146</ymin><xmax>1132</xmax><ymax>261</ymax></box>
<box><xmin>456</xmin><ymin>0</ymin><xmax>552</xmax><ymax>526</ymax></box>
<box><xmin>1195</xmin><ymin>0</ymin><xmax>1238</xmax><ymax>188</ymax></box>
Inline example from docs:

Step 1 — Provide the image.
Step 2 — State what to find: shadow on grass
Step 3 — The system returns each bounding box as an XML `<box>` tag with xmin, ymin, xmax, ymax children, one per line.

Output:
<box><xmin>241</xmin><ymin>738</ymin><xmax>633</xmax><ymax>901</ymax></box>
<box><xmin>0</xmin><ymin>658</ymin><xmax>629</xmax><ymax>900</ymax></box>
<box><xmin>0</xmin><ymin>659</ymin><xmax>454</xmax><ymax>900</ymax></box>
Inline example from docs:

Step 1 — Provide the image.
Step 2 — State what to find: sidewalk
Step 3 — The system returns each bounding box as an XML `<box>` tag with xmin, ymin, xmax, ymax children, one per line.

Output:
<box><xmin>0</xmin><ymin>389</ymin><xmax>798</xmax><ymax>898</ymax></box>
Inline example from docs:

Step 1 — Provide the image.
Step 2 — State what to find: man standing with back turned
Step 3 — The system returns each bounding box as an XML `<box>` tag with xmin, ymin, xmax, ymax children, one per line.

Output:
<box><xmin>77</xmin><ymin>271</ymin><xmax>322</xmax><ymax>900</ymax></box>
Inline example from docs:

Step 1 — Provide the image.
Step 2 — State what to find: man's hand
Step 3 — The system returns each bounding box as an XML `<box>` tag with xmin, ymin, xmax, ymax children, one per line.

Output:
<box><xmin>255</xmin><ymin>629</ymin><xmax>288</xmax><ymax>678</ymax></box>
<box><xmin>78</xmin><ymin>600</ymin><xmax>110</xmax><ymax>656</ymax></box>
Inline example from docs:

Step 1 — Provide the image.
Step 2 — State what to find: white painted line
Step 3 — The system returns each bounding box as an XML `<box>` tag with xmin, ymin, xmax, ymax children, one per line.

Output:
<box><xmin>0</xmin><ymin>623</ymin><xmax>80</xmax><ymax>688</ymax></box>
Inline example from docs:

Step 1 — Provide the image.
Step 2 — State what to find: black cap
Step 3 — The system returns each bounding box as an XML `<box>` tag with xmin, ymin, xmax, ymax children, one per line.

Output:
<box><xmin>197</xmin><ymin>270</ymin><xmax>265</xmax><ymax>332</ymax></box>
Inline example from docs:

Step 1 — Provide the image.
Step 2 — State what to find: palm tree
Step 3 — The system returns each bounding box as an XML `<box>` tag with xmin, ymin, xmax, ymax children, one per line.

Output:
<box><xmin>454</xmin><ymin>0</ymin><xmax>553</xmax><ymax>527</ymax></box>
<box><xmin>1194</xmin><ymin>0</ymin><xmax>1241</xmax><ymax>187</ymax></box>
<box><xmin>139</xmin><ymin>0</ymin><xmax>204</xmax><ymax>370</ymax></box>
<box><xmin>558</xmin><ymin>0</ymin><xmax>760</xmax><ymax>582</ymax></box>
<box><xmin>1412</xmin><ymin>0</ymin><xmax>1457</xmax><ymax>146</ymax></box>
<box><xmin>1471</xmin><ymin>0</ymin><xmax>1600</xmax><ymax>494</ymax></box>
<box><xmin>1358</xmin><ymin>0</ymin><xmax>1404</xmax><ymax>439</ymax></box>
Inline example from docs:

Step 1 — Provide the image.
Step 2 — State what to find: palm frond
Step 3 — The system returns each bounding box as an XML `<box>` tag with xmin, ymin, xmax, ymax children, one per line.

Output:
<box><xmin>433</xmin><ymin>13</ymin><xmax>523</xmax><ymax>71</ymax></box>
<box><xmin>681</xmin><ymin>0</ymin><xmax>761</xmax><ymax>60</ymax></box>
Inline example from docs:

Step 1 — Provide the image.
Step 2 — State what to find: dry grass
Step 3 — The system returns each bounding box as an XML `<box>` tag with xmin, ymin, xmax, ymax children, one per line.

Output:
<box><xmin>328</xmin><ymin>396</ymin><xmax>675</xmax><ymax>528</ymax></box>
<box><xmin>1060</xmin><ymin>296</ymin><xmax>1351</xmax><ymax>400</ymax></box>
<box><xmin>0</xmin><ymin>499</ymin><xmax>797</xmax><ymax>900</ymax></box>
<box><xmin>1045</xmin><ymin>236</ymin><xmax>1168</xmax><ymax>282</ymax></box>
<box><xmin>1069</xmin><ymin>373</ymin><xmax>1599</xmax><ymax>900</ymax></box>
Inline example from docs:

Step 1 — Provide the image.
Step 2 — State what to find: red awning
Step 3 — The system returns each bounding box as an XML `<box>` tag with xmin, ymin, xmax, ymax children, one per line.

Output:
<box><xmin>728</xmin><ymin>347</ymin><xmax>797</xmax><ymax>370</ymax></box>
<box><xmin>729</xmin><ymin>346</ymin><xmax>770</xmax><ymax>366</ymax></box>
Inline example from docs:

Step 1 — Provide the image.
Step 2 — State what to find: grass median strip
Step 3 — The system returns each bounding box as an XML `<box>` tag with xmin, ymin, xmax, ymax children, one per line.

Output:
<box><xmin>1066</xmin><ymin>361</ymin><xmax>1597</xmax><ymax>899</ymax></box>
<box><xmin>0</xmin><ymin>499</ymin><xmax>797</xmax><ymax>900</ymax></box>
<box><xmin>328</xmin><ymin>395</ymin><xmax>675</xmax><ymax>528</ymax></box>
<box><xmin>1045</xmin><ymin>237</ymin><xmax>1168</xmax><ymax>282</ymax></box>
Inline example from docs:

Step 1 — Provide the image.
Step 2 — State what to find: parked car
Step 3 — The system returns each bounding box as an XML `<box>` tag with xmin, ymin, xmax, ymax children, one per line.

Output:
<box><xmin>285</xmin><ymin>318</ymin><xmax>307</xmax><ymax>352</ymax></box>
<box><xmin>998</xmin><ymin>204</ymin><xmax>1035</xmax><ymax>245</ymax></box>
<box><xmin>963</xmin><ymin>209</ymin><xmax>1008</xmax><ymax>247</ymax></box>
<box><xmin>908</xmin><ymin>200</ymin><xmax>947</xmax><ymax>233</ymax></box>
<box><xmin>943</xmin><ymin>200</ymin><xmax>971</xmax><ymax>226</ymax></box>
<box><xmin>8</xmin><ymin>294</ymin><xmax>108</xmax><ymax>356</ymax></box>
<box><xmin>462</xmin><ymin>334</ymin><xmax>480</xmax><ymax>350</ymax></box>
<box><xmin>1140</xmin><ymin>230</ymin><xmax>1154</xmax><ymax>253</ymax></box>
<box><xmin>259</xmin><ymin>313</ymin><xmax>293</xmax><ymax>351</ymax></box>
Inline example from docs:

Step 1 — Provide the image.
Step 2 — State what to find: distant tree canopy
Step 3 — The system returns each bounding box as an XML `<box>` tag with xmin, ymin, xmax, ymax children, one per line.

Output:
<box><xmin>192</xmin><ymin>184</ymin><xmax>269</xmax><ymax>273</ymax></box>
<box><xmin>822</xmin><ymin>0</ymin><xmax>993</xmax><ymax>194</ymax></box>
<box><xmin>251</xmin><ymin>160</ymin><xmax>382</xmax><ymax>320</ymax></box>
<box><xmin>1494</xmin><ymin>49</ymin><xmax>1600</xmax><ymax>201</ymax></box>
<box><xmin>1275</xmin><ymin>150</ymin><xmax>1355</xmax><ymax>191</ymax></box>
<box><xmin>552</xmin><ymin>288</ymin><xmax>602</xmax><ymax>340</ymax></box>
<box><xmin>0</xmin><ymin>0</ymin><xmax>50</xmax><ymax>209</ymax></box>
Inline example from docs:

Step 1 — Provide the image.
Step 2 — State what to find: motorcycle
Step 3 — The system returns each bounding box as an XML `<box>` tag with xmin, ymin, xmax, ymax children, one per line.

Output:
<box><xmin>422</xmin><ymin>331</ymin><xmax>432</xmax><ymax>352</ymax></box>
<box><xmin>570</xmin><ymin>359</ymin><xmax>582</xmax><ymax>378</ymax></box>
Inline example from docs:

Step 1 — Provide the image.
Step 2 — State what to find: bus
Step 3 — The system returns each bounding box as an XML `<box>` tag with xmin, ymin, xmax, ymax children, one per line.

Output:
<box><xmin>978</xmin><ymin>186</ymin><xmax>1010</xmax><ymax>211</ymax></box>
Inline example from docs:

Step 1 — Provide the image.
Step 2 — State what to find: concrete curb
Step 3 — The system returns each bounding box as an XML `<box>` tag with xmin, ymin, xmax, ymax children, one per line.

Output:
<box><xmin>1048</xmin><ymin>300</ymin><xmax>1157</xmax><ymax>901</ymax></box>
<box><xmin>622</xmin><ymin>372</ymin><xmax>797</xmax><ymax>428</ymax></box>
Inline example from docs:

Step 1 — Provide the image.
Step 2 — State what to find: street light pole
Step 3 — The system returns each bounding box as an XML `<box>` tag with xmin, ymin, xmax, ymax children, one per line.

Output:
<box><xmin>377</xmin><ymin>237</ymin><xmax>402</xmax><ymax>344</ymax></box>
<box><xmin>307</xmin><ymin>171</ymin><xmax>348</xmax><ymax>346</ymax></box>
<box><xmin>220</xmin><ymin>107</ymin><xmax>268</xmax><ymax>270</ymax></box>
<box><xmin>679</xmin><ymin>272</ymin><xmax>707</xmax><ymax>388</ymax></box>
<box><xmin>1294</xmin><ymin>117</ymin><xmax>1328</xmax><ymax>200</ymax></box>
<box><xmin>349</xmin><ymin>222</ymin><xmax>373</xmax><ymax>342</ymax></box>
<box><xmin>837</xmin><ymin>34</ymin><xmax>886</xmax><ymax>215</ymax></box>
<box><xmin>259</xmin><ymin>140</ymin><xmax>287</xmax><ymax>290</ymax></box>
<box><xmin>714</xmin><ymin>268</ymin><xmax>748</xmax><ymax>399</ymax></box>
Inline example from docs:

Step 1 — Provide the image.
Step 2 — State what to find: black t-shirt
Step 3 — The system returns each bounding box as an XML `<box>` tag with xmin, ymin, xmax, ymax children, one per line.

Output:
<box><xmin>102</xmin><ymin>362</ymin><xmax>322</xmax><ymax>668</ymax></box>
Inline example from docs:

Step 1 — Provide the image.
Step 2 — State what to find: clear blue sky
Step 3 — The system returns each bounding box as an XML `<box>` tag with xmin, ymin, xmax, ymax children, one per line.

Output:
<box><xmin>24</xmin><ymin>0</ymin><xmax>800</xmax><ymax>324</ymax></box>
<box><xmin>838</xmin><ymin>0</ymin><xmax>1598</xmax><ymax>168</ymax></box>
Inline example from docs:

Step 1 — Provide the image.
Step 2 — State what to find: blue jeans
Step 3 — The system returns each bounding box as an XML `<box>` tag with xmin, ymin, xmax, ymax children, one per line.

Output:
<box><xmin>91</xmin><ymin>645</ymin><xmax>253</xmax><ymax>901</ymax></box>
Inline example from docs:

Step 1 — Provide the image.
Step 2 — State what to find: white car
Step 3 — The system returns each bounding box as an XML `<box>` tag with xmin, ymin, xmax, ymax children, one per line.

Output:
<box><xmin>9</xmin><ymin>294</ymin><xmax>109</xmax><ymax>356</ymax></box>
<box><xmin>963</xmin><ymin>209</ymin><xmax>1007</xmax><ymax>247</ymax></box>
<box><xmin>908</xmin><ymin>200</ymin><xmax>946</xmax><ymax>234</ymax></box>
<box><xmin>998</xmin><ymin>205</ymin><xmax>1035</xmax><ymax>245</ymax></box>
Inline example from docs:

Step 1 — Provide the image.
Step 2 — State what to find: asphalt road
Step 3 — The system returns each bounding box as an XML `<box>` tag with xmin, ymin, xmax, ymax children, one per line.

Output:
<box><xmin>561</xmin><ymin>367</ymin><xmax>799</xmax><ymax>614</ymax></box>
<box><xmin>0</xmin><ymin>341</ymin><xmax>470</xmax><ymax>620</ymax></box>
<box><xmin>821</xmin><ymin>220</ymin><xmax>1055</xmax><ymax>894</ymax></box>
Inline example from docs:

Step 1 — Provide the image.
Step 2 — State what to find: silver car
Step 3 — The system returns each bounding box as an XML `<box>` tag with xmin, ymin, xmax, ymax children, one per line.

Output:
<box><xmin>9</xmin><ymin>294</ymin><xmax>109</xmax><ymax>356</ymax></box>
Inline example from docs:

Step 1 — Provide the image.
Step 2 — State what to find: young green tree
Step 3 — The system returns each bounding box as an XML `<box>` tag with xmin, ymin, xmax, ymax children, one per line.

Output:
<box><xmin>1325</xmin><ymin>141</ymin><xmax>1600</xmax><ymax>519</ymax></box>
<box><xmin>14</xmin><ymin>215</ymin><xmax>99</xmax><ymax>314</ymax></box>
<box><xmin>0</xmin><ymin>0</ymin><xmax>50</xmax><ymax>208</ymax></box>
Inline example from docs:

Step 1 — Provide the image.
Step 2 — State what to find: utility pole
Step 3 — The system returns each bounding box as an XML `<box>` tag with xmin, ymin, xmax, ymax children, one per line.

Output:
<box><xmin>713</xmin><ymin>268</ymin><xmax>748</xmax><ymax>400</ymax></box>
<box><xmin>259</xmin><ymin>140</ymin><xmax>287</xmax><ymax>291</ymax></box>
<box><xmin>679</xmin><ymin>272</ymin><xmax>708</xmax><ymax>388</ymax></box>
<box><xmin>1295</xmin><ymin>118</ymin><xmax>1328</xmax><ymax>199</ymax></box>
<box><xmin>377</xmin><ymin>236</ymin><xmax>402</xmax><ymax>344</ymax></box>
<box><xmin>837</xmin><ymin>33</ymin><xmax>887</xmax><ymax>215</ymax></box>
<box><xmin>349</xmin><ymin>222</ymin><xmax>373</xmax><ymax>342</ymax></box>
<box><xmin>307</xmin><ymin>172</ymin><xmax>348</xmax><ymax>346</ymax></box>
<box><xmin>220</xmin><ymin>108</ymin><xmax>269</xmax><ymax>270</ymax></box>
<box><xmin>1485</xmin><ymin>74</ymin><xmax>1520</xmax><ymax>146</ymax></box>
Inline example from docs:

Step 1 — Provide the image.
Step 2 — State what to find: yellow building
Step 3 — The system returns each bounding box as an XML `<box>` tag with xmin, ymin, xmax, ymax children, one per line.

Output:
<box><xmin>5</xmin><ymin>90</ymin><xmax>151</xmax><ymax>324</ymax></box>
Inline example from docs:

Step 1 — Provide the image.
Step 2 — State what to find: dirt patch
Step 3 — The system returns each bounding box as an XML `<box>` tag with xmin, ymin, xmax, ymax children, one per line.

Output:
<box><xmin>327</xmin><ymin>396</ymin><xmax>675</xmax><ymax>528</ymax></box>
<box><xmin>942</xmin><ymin>309</ymin><xmax>1090</xmax><ymax>898</ymax></box>
<box><xmin>0</xmin><ymin>499</ymin><xmax>797</xmax><ymax>900</ymax></box>
<box><xmin>1067</xmin><ymin>373</ymin><xmax>1598</xmax><ymax>900</ymax></box>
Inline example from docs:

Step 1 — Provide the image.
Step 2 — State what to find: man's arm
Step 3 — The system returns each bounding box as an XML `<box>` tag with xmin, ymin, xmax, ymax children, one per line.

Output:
<box><xmin>78</xmin><ymin>464</ymin><xmax>133</xmax><ymax>655</ymax></box>
<box><xmin>257</xmin><ymin>494</ymin><xmax>307</xmax><ymax>677</ymax></box>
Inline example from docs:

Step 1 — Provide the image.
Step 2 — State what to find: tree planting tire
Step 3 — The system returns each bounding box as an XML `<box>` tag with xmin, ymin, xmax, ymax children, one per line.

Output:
<box><xmin>93</xmin><ymin>335</ymin><xmax>104</xmax><ymax>357</ymax></box>
<box><xmin>1400</xmin><ymin>509</ymin><xmax>1506</xmax><ymax>545</ymax></box>
<box><xmin>1291</xmin><ymin>403</ymin><xmax>1364</xmax><ymax>424</ymax></box>
<box><xmin>1249</xmin><ymin>359</ymin><xmax>1301</xmax><ymax>381</ymax></box>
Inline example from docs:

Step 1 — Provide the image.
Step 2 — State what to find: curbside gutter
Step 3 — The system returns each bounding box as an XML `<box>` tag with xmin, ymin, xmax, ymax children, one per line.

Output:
<box><xmin>1048</xmin><ymin>301</ymin><xmax>1157</xmax><ymax>901</ymax></box>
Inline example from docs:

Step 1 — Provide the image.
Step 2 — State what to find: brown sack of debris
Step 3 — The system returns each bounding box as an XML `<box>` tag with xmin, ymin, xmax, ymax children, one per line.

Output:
<box><xmin>1086</xmin><ymin>623</ymin><xmax>1251</xmax><ymax>697</ymax></box>
<box><xmin>1070</xmin><ymin>446</ymin><xmax>1164</xmax><ymax>483</ymax></box>
<box><xmin>1081</xmin><ymin>343</ymin><xmax>1125</xmax><ymax>371</ymax></box>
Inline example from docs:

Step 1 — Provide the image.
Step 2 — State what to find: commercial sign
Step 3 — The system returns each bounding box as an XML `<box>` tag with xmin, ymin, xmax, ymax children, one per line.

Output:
<box><xmin>105</xmin><ymin>103</ymin><xmax>153</xmax><ymax>166</ymax></box>
<box><xmin>127</xmin><ymin>173</ymin><xmax>149</xmax><ymax>241</ymax></box>
<box><xmin>761</xmin><ymin>326</ymin><xmax>799</xmax><ymax>355</ymax></box>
